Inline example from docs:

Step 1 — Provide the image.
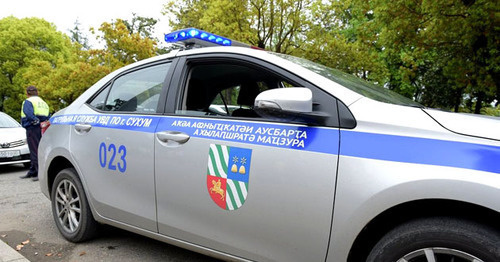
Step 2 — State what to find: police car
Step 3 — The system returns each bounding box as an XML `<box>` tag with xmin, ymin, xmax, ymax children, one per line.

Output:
<box><xmin>38</xmin><ymin>28</ymin><xmax>500</xmax><ymax>262</ymax></box>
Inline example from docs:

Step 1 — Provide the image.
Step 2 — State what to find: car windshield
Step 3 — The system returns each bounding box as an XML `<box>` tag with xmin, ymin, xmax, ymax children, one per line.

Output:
<box><xmin>0</xmin><ymin>113</ymin><xmax>21</xmax><ymax>128</ymax></box>
<box><xmin>273</xmin><ymin>53</ymin><xmax>422</xmax><ymax>107</ymax></box>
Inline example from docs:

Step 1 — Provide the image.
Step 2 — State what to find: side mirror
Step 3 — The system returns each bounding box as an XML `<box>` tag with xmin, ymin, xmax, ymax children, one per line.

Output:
<box><xmin>254</xmin><ymin>88</ymin><xmax>328</xmax><ymax>125</ymax></box>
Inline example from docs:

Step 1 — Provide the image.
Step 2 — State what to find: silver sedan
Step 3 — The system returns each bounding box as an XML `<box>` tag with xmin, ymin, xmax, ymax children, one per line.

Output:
<box><xmin>39</xmin><ymin>29</ymin><xmax>500</xmax><ymax>262</ymax></box>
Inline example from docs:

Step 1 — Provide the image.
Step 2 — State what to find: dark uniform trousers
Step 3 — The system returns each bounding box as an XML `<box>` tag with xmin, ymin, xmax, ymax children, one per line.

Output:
<box><xmin>26</xmin><ymin>126</ymin><xmax>42</xmax><ymax>176</ymax></box>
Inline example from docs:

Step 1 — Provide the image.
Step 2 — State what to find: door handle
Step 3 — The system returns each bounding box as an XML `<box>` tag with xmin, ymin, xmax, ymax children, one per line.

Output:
<box><xmin>157</xmin><ymin>131</ymin><xmax>190</xmax><ymax>144</ymax></box>
<box><xmin>74</xmin><ymin>123</ymin><xmax>92</xmax><ymax>133</ymax></box>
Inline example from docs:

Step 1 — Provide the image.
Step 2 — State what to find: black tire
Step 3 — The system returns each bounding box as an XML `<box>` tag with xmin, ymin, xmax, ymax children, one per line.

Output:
<box><xmin>50</xmin><ymin>168</ymin><xmax>97</xmax><ymax>242</ymax></box>
<box><xmin>367</xmin><ymin>217</ymin><xmax>500</xmax><ymax>262</ymax></box>
<box><xmin>23</xmin><ymin>162</ymin><xmax>30</xmax><ymax>168</ymax></box>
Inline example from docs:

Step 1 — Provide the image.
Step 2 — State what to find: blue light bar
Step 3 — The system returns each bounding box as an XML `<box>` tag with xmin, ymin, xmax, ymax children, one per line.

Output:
<box><xmin>165</xmin><ymin>28</ymin><xmax>232</xmax><ymax>46</ymax></box>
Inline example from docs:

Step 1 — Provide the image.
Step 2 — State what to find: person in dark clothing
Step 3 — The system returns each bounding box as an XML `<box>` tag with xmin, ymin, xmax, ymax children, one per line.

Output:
<box><xmin>19</xmin><ymin>86</ymin><xmax>49</xmax><ymax>181</ymax></box>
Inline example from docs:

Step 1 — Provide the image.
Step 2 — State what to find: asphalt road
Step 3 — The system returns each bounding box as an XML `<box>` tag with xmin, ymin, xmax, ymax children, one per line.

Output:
<box><xmin>0</xmin><ymin>164</ymin><xmax>219</xmax><ymax>262</ymax></box>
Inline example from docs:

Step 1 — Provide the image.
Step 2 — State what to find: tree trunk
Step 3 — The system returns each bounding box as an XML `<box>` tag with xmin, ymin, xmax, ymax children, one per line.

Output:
<box><xmin>474</xmin><ymin>92</ymin><xmax>484</xmax><ymax>114</ymax></box>
<box><xmin>453</xmin><ymin>88</ymin><xmax>463</xmax><ymax>112</ymax></box>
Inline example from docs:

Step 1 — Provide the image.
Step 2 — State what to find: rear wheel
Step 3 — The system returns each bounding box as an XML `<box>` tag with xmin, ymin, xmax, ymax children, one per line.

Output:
<box><xmin>367</xmin><ymin>217</ymin><xmax>500</xmax><ymax>262</ymax></box>
<box><xmin>51</xmin><ymin>168</ymin><xmax>97</xmax><ymax>242</ymax></box>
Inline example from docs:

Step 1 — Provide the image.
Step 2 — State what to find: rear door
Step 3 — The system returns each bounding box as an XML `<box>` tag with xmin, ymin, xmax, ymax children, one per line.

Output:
<box><xmin>70</xmin><ymin>61</ymin><xmax>172</xmax><ymax>231</ymax></box>
<box><xmin>155</xmin><ymin>54</ymin><xmax>340</xmax><ymax>261</ymax></box>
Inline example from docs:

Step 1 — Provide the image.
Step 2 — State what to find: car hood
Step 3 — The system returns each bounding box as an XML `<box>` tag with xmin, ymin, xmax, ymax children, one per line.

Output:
<box><xmin>423</xmin><ymin>109</ymin><xmax>500</xmax><ymax>141</ymax></box>
<box><xmin>0</xmin><ymin>127</ymin><xmax>26</xmax><ymax>143</ymax></box>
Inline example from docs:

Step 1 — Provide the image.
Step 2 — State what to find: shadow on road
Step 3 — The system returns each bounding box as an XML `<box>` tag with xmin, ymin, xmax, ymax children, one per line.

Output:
<box><xmin>2</xmin><ymin>224</ymin><xmax>220</xmax><ymax>262</ymax></box>
<box><xmin>0</xmin><ymin>164</ymin><xmax>29</xmax><ymax>174</ymax></box>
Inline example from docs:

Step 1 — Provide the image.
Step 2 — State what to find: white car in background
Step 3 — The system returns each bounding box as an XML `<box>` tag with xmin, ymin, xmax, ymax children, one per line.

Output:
<box><xmin>0</xmin><ymin>112</ymin><xmax>30</xmax><ymax>167</ymax></box>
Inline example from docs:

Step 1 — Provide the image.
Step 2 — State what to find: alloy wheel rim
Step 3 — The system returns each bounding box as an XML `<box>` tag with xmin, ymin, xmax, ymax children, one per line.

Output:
<box><xmin>398</xmin><ymin>247</ymin><xmax>483</xmax><ymax>262</ymax></box>
<box><xmin>55</xmin><ymin>179</ymin><xmax>81</xmax><ymax>233</ymax></box>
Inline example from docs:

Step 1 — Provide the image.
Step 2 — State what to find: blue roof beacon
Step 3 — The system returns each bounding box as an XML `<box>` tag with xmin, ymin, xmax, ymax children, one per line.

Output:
<box><xmin>164</xmin><ymin>28</ymin><xmax>252</xmax><ymax>48</ymax></box>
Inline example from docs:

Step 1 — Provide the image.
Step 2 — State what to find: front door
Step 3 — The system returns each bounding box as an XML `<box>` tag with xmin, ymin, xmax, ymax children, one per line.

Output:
<box><xmin>155</xmin><ymin>57</ymin><xmax>340</xmax><ymax>261</ymax></box>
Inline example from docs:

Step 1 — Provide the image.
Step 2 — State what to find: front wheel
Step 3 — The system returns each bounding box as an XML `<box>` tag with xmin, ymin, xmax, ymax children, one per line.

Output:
<box><xmin>367</xmin><ymin>217</ymin><xmax>500</xmax><ymax>262</ymax></box>
<box><xmin>51</xmin><ymin>168</ymin><xmax>97</xmax><ymax>242</ymax></box>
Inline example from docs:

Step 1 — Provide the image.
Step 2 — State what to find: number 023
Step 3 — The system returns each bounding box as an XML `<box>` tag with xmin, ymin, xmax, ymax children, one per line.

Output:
<box><xmin>99</xmin><ymin>142</ymin><xmax>127</xmax><ymax>173</ymax></box>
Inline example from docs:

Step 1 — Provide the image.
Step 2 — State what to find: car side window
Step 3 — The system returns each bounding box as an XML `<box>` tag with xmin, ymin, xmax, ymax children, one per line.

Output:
<box><xmin>88</xmin><ymin>63</ymin><xmax>170</xmax><ymax>113</ymax></box>
<box><xmin>176</xmin><ymin>63</ymin><xmax>293</xmax><ymax>118</ymax></box>
<box><xmin>88</xmin><ymin>85</ymin><xmax>111</xmax><ymax>110</ymax></box>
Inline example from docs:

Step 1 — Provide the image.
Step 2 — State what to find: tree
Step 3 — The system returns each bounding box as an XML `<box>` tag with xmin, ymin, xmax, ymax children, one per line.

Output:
<box><xmin>0</xmin><ymin>15</ymin><xmax>164</xmax><ymax>117</ymax></box>
<box><xmin>164</xmin><ymin>0</ymin><xmax>388</xmax><ymax>83</ymax></box>
<box><xmin>41</xmin><ymin>16</ymin><xmax>160</xmax><ymax>110</ymax></box>
<box><xmin>94</xmin><ymin>19</ymin><xmax>157</xmax><ymax>69</ymax></box>
<box><xmin>165</xmin><ymin>0</ymin><xmax>498</xmax><ymax>115</ymax></box>
<box><xmin>122</xmin><ymin>13</ymin><xmax>158</xmax><ymax>39</ymax></box>
<box><xmin>164</xmin><ymin>0</ymin><xmax>312</xmax><ymax>53</ymax></box>
<box><xmin>352</xmin><ymin>0</ymin><xmax>499</xmax><ymax>112</ymax></box>
<box><xmin>165</xmin><ymin>0</ymin><xmax>388</xmax><ymax>86</ymax></box>
<box><xmin>0</xmin><ymin>16</ymin><xmax>73</xmax><ymax>119</ymax></box>
<box><xmin>297</xmin><ymin>0</ymin><xmax>388</xmax><ymax>83</ymax></box>
<box><xmin>70</xmin><ymin>19</ymin><xmax>90</xmax><ymax>50</ymax></box>
<box><xmin>20</xmin><ymin>58</ymin><xmax>112</xmax><ymax>112</ymax></box>
<box><xmin>35</xmin><ymin>16</ymin><xmax>160</xmax><ymax>111</ymax></box>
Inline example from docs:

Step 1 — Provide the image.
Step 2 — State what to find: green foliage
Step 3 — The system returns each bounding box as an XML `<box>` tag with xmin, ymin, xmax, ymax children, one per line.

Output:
<box><xmin>297</xmin><ymin>0</ymin><xmax>388</xmax><ymax>84</ymax></box>
<box><xmin>0</xmin><ymin>16</ymin><xmax>73</xmax><ymax>119</ymax></box>
<box><xmin>70</xmin><ymin>20</ymin><xmax>90</xmax><ymax>50</ymax></box>
<box><xmin>1</xmin><ymin>1</ymin><xmax>497</xmax><ymax>120</ymax></box>
<box><xmin>164</xmin><ymin>0</ymin><xmax>499</xmax><ymax>116</ymax></box>
<box><xmin>353</xmin><ymin>0</ymin><xmax>500</xmax><ymax>112</ymax></box>
<box><xmin>0</xmin><ymin>15</ymin><xmax>159</xmax><ymax>120</ymax></box>
<box><xmin>122</xmin><ymin>13</ymin><xmax>159</xmax><ymax>39</ymax></box>
<box><xmin>165</xmin><ymin>0</ymin><xmax>311</xmax><ymax>53</ymax></box>
<box><xmin>95</xmin><ymin>19</ymin><xmax>157</xmax><ymax>70</ymax></box>
<box><xmin>481</xmin><ymin>105</ymin><xmax>500</xmax><ymax>117</ymax></box>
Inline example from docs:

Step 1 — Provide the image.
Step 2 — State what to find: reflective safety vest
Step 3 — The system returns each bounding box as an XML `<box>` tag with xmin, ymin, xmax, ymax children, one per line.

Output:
<box><xmin>21</xmin><ymin>96</ymin><xmax>49</xmax><ymax>118</ymax></box>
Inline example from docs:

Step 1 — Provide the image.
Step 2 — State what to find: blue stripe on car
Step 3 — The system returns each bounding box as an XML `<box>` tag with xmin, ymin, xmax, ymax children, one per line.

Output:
<box><xmin>51</xmin><ymin>114</ymin><xmax>500</xmax><ymax>174</ymax></box>
<box><xmin>340</xmin><ymin>130</ymin><xmax>500</xmax><ymax>174</ymax></box>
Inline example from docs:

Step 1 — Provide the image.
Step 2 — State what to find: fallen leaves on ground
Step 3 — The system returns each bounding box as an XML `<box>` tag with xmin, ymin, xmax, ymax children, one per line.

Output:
<box><xmin>15</xmin><ymin>239</ymin><xmax>30</xmax><ymax>251</ymax></box>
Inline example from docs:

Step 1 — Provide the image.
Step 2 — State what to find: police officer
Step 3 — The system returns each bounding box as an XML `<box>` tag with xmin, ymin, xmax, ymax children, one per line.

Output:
<box><xmin>20</xmin><ymin>86</ymin><xmax>49</xmax><ymax>181</ymax></box>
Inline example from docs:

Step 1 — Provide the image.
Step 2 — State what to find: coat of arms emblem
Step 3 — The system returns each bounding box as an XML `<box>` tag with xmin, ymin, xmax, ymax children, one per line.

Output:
<box><xmin>207</xmin><ymin>144</ymin><xmax>252</xmax><ymax>210</ymax></box>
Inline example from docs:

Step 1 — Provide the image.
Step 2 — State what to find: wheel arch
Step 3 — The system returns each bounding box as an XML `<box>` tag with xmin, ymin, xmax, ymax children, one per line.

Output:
<box><xmin>47</xmin><ymin>156</ymin><xmax>75</xmax><ymax>196</ymax></box>
<box><xmin>347</xmin><ymin>199</ymin><xmax>500</xmax><ymax>262</ymax></box>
